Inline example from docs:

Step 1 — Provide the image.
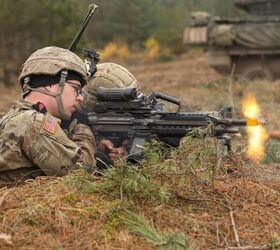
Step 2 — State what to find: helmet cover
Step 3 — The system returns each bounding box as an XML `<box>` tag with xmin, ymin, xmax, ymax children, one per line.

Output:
<box><xmin>81</xmin><ymin>62</ymin><xmax>139</xmax><ymax>112</ymax></box>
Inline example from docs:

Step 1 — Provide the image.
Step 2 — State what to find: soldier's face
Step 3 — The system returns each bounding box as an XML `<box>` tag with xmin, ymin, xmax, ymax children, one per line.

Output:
<box><xmin>61</xmin><ymin>80</ymin><xmax>84</xmax><ymax>118</ymax></box>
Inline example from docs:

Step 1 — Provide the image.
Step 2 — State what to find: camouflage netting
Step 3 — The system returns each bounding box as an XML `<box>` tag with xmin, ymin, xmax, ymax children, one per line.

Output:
<box><xmin>235</xmin><ymin>0</ymin><xmax>280</xmax><ymax>15</ymax></box>
<box><xmin>235</xmin><ymin>23</ymin><xmax>280</xmax><ymax>48</ymax></box>
<box><xmin>210</xmin><ymin>25</ymin><xmax>236</xmax><ymax>47</ymax></box>
<box><xmin>190</xmin><ymin>12</ymin><xmax>211</xmax><ymax>27</ymax></box>
<box><xmin>236</xmin><ymin>0</ymin><xmax>277</xmax><ymax>5</ymax></box>
<box><xmin>211</xmin><ymin>23</ymin><xmax>280</xmax><ymax>49</ymax></box>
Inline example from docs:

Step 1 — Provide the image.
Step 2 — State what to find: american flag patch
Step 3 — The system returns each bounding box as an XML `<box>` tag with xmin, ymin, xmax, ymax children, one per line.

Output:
<box><xmin>42</xmin><ymin>114</ymin><xmax>59</xmax><ymax>134</ymax></box>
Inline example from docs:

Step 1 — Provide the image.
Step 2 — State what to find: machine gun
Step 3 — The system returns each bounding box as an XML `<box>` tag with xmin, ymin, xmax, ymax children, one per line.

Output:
<box><xmin>87</xmin><ymin>87</ymin><xmax>264</xmax><ymax>161</ymax></box>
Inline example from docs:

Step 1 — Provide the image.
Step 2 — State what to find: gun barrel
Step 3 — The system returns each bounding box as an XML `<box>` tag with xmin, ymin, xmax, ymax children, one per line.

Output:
<box><xmin>231</xmin><ymin>118</ymin><xmax>266</xmax><ymax>126</ymax></box>
<box><xmin>246</xmin><ymin>117</ymin><xmax>266</xmax><ymax>126</ymax></box>
<box><xmin>218</xmin><ymin>118</ymin><xmax>265</xmax><ymax>127</ymax></box>
<box><xmin>153</xmin><ymin>92</ymin><xmax>181</xmax><ymax>107</ymax></box>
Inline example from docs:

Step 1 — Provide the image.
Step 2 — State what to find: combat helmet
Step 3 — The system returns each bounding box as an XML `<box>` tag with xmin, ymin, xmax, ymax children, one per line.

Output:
<box><xmin>19</xmin><ymin>46</ymin><xmax>87</xmax><ymax>87</ymax></box>
<box><xmin>19</xmin><ymin>46</ymin><xmax>87</xmax><ymax>120</ymax></box>
<box><xmin>82</xmin><ymin>62</ymin><xmax>140</xmax><ymax>112</ymax></box>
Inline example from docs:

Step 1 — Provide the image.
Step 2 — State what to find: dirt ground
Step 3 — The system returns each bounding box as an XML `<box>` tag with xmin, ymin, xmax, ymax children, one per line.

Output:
<box><xmin>0</xmin><ymin>53</ymin><xmax>280</xmax><ymax>249</ymax></box>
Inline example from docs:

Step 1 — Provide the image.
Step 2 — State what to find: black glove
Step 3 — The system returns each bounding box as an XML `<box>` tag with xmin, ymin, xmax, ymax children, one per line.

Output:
<box><xmin>61</xmin><ymin>110</ymin><xmax>89</xmax><ymax>131</ymax></box>
<box><xmin>95</xmin><ymin>151</ymin><xmax>114</xmax><ymax>171</ymax></box>
<box><xmin>70</xmin><ymin>109</ymin><xmax>89</xmax><ymax>125</ymax></box>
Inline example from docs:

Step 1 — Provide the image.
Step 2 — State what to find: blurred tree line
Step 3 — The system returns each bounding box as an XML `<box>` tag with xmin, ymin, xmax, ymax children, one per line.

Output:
<box><xmin>0</xmin><ymin>0</ymin><xmax>241</xmax><ymax>85</ymax></box>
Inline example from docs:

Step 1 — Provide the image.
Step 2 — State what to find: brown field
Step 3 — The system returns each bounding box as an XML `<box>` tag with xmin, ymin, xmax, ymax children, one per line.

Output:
<box><xmin>0</xmin><ymin>53</ymin><xmax>280</xmax><ymax>249</ymax></box>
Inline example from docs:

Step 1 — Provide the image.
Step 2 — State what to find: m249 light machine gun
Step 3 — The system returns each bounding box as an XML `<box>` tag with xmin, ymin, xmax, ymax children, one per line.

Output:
<box><xmin>87</xmin><ymin>87</ymin><xmax>265</xmax><ymax>161</ymax></box>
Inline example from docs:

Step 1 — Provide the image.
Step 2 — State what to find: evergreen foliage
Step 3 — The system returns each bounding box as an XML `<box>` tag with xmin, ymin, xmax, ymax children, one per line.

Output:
<box><xmin>264</xmin><ymin>139</ymin><xmax>280</xmax><ymax>163</ymax></box>
<box><xmin>67</xmin><ymin>133</ymin><xmax>221</xmax><ymax>205</ymax></box>
<box><xmin>122</xmin><ymin>212</ymin><xmax>190</xmax><ymax>250</ymax></box>
<box><xmin>0</xmin><ymin>0</ymin><xmax>84</xmax><ymax>84</ymax></box>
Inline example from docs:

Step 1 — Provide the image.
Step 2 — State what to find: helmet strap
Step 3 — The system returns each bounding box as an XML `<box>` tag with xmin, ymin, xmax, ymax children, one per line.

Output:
<box><xmin>23</xmin><ymin>70</ymin><xmax>69</xmax><ymax>120</ymax></box>
<box><xmin>55</xmin><ymin>70</ymin><xmax>68</xmax><ymax>120</ymax></box>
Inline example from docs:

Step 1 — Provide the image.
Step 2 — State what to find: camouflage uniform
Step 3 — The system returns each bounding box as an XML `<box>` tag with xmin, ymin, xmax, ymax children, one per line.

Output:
<box><xmin>0</xmin><ymin>99</ymin><xmax>96</xmax><ymax>186</ymax></box>
<box><xmin>0</xmin><ymin>46</ymin><xmax>96</xmax><ymax>187</ymax></box>
<box><xmin>82</xmin><ymin>63</ymin><xmax>139</xmax><ymax>112</ymax></box>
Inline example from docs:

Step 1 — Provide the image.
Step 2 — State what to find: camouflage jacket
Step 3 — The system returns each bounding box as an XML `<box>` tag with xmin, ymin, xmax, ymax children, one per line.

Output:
<box><xmin>0</xmin><ymin>99</ymin><xmax>96</xmax><ymax>187</ymax></box>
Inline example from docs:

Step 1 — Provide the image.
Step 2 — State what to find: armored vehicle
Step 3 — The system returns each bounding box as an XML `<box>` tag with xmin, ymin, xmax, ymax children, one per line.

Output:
<box><xmin>183</xmin><ymin>0</ymin><xmax>280</xmax><ymax>80</ymax></box>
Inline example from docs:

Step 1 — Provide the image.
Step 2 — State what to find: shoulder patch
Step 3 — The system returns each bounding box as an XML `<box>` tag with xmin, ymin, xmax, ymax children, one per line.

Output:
<box><xmin>42</xmin><ymin>114</ymin><xmax>59</xmax><ymax>134</ymax></box>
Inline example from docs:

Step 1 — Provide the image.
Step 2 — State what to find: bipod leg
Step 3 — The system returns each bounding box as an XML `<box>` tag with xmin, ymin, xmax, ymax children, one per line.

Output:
<box><xmin>216</xmin><ymin>135</ymin><xmax>231</xmax><ymax>170</ymax></box>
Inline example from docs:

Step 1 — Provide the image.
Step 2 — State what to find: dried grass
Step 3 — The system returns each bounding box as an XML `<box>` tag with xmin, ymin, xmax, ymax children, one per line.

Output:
<box><xmin>1</xmin><ymin>54</ymin><xmax>280</xmax><ymax>249</ymax></box>
<box><xmin>0</xmin><ymin>136</ymin><xmax>279</xmax><ymax>249</ymax></box>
